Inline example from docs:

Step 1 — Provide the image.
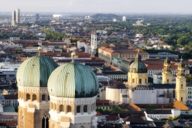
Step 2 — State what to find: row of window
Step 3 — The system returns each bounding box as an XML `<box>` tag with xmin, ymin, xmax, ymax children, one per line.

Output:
<box><xmin>131</xmin><ymin>78</ymin><xmax>147</xmax><ymax>84</ymax></box>
<box><xmin>76</xmin><ymin>105</ymin><xmax>87</xmax><ymax>113</ymax></box>
<box><xmin>26</xmin><ymin>93</ymin><xmax>48</xmax><ymax>101</ymax></box>
<box><xmin>50</xmin><ymin>103</ymin><xmax>95</xmax><ymax>113</ymax></box>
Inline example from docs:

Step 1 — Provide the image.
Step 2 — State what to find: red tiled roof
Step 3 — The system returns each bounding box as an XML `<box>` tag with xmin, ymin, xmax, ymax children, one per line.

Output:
<box><xmin>106</xmin><ymin>115</ymin><xmax>119</xmax><ymax>121</ymax></box>
<box><xmin>96</xmin><ymin>100</ymin><xmax>110</xmax><ymax>106</ymax></box>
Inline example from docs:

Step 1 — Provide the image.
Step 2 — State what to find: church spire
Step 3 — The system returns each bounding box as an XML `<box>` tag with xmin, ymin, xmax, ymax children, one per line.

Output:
<box><xmin>162</xmin><ymin>57</ymin><xmax>173</xmax><ymax>84</ymax></box>
<box><xmin>71</xmin><ymin>51</ymin><xmax>78</xmax><ymax>63</ymax></box>
<box><xmin>177</xmin><ymin>57</ymin><xmax>185</xmax><ymax>76</ymax></box>
<box><xmin>175</xmin><ymin>57</ymin><xmax>187</xmax><ymax>104</ymax></box>
<box><xmin>37</xmin><ymin>46</ymin><xmax>42</xmax><ymax>56</ymax></box>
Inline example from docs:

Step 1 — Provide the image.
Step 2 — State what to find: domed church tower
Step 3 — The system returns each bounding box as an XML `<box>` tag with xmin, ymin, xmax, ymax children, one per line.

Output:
<box><xmin>17</xmin><ymin>56</ymin><xmax>58</xmax><ymax>128</ymax></box>
<box><xmin>128</xmin><ymin>53</ymin><xmax>148</xmax><ymax>88</ymax></box>
<box><xmin>162</xmin><ymin>58</ymin><xmax>173</xmax><ymax>84</ymax></box>
<box><xmin>48</xmin><ymin>62</ymin><xmax>99</xmax><ymax>128</ymax></box>
<box><xmin>175</xmin><ymin>59</ymin><xmax>187</xmax><ymax>104</ymax></box>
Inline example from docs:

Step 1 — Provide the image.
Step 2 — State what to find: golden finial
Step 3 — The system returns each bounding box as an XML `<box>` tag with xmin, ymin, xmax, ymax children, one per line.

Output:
<box><xmin>37</xmin><ymin>46</ymin><xmax>42</xmax><ymax>56</ymax></box>
<box><xmin>136</xmin><ymin>49</ymin><xmax>140</xmax><ymax>54</ymax></box>
<box><xmin>71</xmin><ymin>51</ymin><xmax>77</xmax><ymax>62</ymax></box>
<box><xmin>135</xmin><ymin>49</ymin><xmax>141</xmax><ymax>60</ymax></box>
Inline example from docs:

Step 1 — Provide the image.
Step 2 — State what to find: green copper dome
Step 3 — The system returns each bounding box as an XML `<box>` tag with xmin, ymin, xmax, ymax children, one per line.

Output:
<box><xmin>48</xmin><ymin>63</ymin><xmax>99</xmax><ymax>98</ymax></box>
<box><xmin>17</xmin><ymin>56</ymin><xmax>58</xmax><ymax>87</ymax></box>
<box><xmin>129</xmin><ymin>54</ymin><xmax>147</xmax><ymax>73</ymax></box>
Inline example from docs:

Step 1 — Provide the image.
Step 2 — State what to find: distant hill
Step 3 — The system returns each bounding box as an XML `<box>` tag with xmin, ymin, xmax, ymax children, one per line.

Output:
<box><xmin>92</xmin><ymin>13</ymin><xmax>120</xmax><ymax>21</ymax></box>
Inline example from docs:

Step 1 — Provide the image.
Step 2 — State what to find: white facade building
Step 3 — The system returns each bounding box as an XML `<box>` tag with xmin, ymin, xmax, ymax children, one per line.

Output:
<box><xmin>130</xmin><ymin>87</ymin><xmax>157</xmax><ymax>104</ymax></box>
<box><xmin>144</xmin><ymin>109</ymin><xmax>181</xmax><ymax>120</ymax></box>
<box><xmin>77</xmin><ymin>41</ymin><xmax>90</xmax><ymax>53</ymax></box>
<box><xmin>106</xmin><ymin>85</ymin><xmax>129</xmax><ymax>104</ymax></box>
<box><xmin>153</xmin><ymin>74</ymin><xmax>162</xmax><ymax>84</ymax></box>
<box><xmin>187</xmin><ymin>86</ymin><xmax>192</xmax><ymax>106</ymax></box>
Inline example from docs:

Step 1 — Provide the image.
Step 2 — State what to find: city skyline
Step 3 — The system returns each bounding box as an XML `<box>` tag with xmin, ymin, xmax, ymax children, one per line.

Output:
<box><xmin>0</xmin><ymin>0</ymin><xmax>192</xmax><ymax>14</ymax></box>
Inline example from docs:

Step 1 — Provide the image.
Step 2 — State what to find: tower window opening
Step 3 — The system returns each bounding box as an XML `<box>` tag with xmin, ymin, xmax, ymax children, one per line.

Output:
<box><xmin>50</xmin><ymin>102</ymin><xmax>53</xmax><ymax>109</ymax></box>
<box><xmin>77</xmin><ymin>105</ymin><xmax>81</xmax><ymax>113</ymax></box>
<box><xmin>132</xmin><ymin>79</ymin><xmax>135</xmax><ymax>83</ymax></box>
<box><xmin>32</xmin><ymin>94</ymin><xmax>37</xmax><ymax>101</ymax></box>
<box><xmin>67</xmin><ymin>105</ymin><xmax>72</xmax><ymax>112</ymax></box>
<box><xmin>53</xmin><ymin>103</ymin><xmax>56</xmax><ymax>110</ymax></box>
<box><xmin>26</xmin><ymin>93</ymin><xmax>30</xmax><ymax>100</ymax></box>
<box><xmin>42</xmin><ymin>94</ymin><xmax>46</xmax><ymax>101</ymax></box>
<box><xmin>181</xmin><ymin>84</ymin><xmax>183</xmax><ymax>89</ymax></box>
<box><xmin>139</xmin><ymin>79</ymin><xmax>142</xmax><ymax>84</ymax></box>
<box><xmin>59</xmin><ymin>105</ymin><xmax>64</xmax><ymax>112</ymax></box>
<box><xmin>83</xmin><ymin>105</ymin><xmax>87</xmax><ymax>112</ymax></box>
<box><xmin>48</xmin><ymin>96</ymin><xmax>50</xmax><ymax>100</ymax></box>
<box><xmin>167</xmin><ymin>79</ymin><xmax>169</xmax><ymax>83</ymax></box>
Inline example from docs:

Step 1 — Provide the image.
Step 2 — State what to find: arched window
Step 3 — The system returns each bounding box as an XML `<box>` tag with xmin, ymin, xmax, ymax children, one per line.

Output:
<box><xmin>83</xmin><ymin>105</ymin><xmax>87</xmax><ymax>112</ymax></box>
<box><xmin>59</xmin><ymin>105</ymin><xmax>64</xmax><ymax>112</ymax></box>
<box><xmin>76</xmin><ymin>105</ymin><xmax>81</xmax><ymax>113</ymax></box>
<box><xmin>92</xmin><ymin>104</ymin><xmax>95</xmax><ymax>111</ymax></box>
<box><xmin>132</xmin><ymin>79</ymin><xmax>135</xmax><ymax>83</ymax></box>
<box><xmin>181</xmin><ymin>84</ymin><xmax>183</xmax><ymax>89</ymax></box>
<box><xmin>32</xmin><ymin>94</ymin><xmax>37</xmax><ymax>101</ymax></box>
<box><xmin>26</xmin><ymin>93</ymin><xmax>30</xmax><ymax>100</ymax></box>
<box><xmin>50</xmin><ymin>102</ymin><xmax>53</xmax><ymax>109</ymax></box>
<box><xmin>139</xmin><ymin>79</ymin><xmax>142</xmax><ymax>84</ymax></box>
<box><xmin>53</xmin><ymin>104</ymin><xmax>56</xmax><ymax>110</ymax></box>
<box><xmin>48</xmin><ymin>96</ymin><xmax>50</xmax><ymax>100</ymax></box>
<box><xmin>67</xmin><ymin>105</ymin><xmax>71</xmax><ymax>112</ymax></box>
<box><xmin>42</xmin><ymin>94</ymin><xmax>46</xmax><ymax>101</ymax></box>
<box><xmin>167</xmin><ymin>79</ymin><xmax>169</xmax><ymax>83</ymax></box>
<box><xmin>50</xmin><ymin>103</ymin><xmax>52</xmax><ymax>109</ymax></box>
<box><xmin>42</xmin><ymin>114</ymin><xmax>49</xmax><ymax>128</ymax></box>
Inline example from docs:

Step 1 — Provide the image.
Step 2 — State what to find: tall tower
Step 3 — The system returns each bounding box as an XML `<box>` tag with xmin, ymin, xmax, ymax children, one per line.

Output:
<box><xmin>11</xmin><ymin>10</ymin><xmax>16</xmax><ymax>26</ymax></box>
<box><xmin>16</xmin><ymin>9</ymin><xmax>21</xmax><ymax>24</ymax></box>
<box><xmin>162</xmin><ymin>58</ymin><xmax>173</xmax><ymax>84</ymax></box>
<box><xmin>48</xmin><ymin>63</ymin><xmax>98</xmax><ymax>128</ymax></box>
<box><xmin>11</xmin><ymin>9</ymin><xmax>20</xmax><ymax>26</ymax></box>
<box><xmin>122</xmin><ymin>16</ymin><xmax>127</xmax><ymax>22</ymax></box>
<box><xmin>35</xmin><ymin>13</ymin><xmax>40</xmax><ymax>23</ymax></box>
<box><xmin>91</xmin><ymin>31</ymin><xmax>97</xmax><ymax>57</ymax></box>
<box><xmin>17</xmin><ymin>56</ymin><xmax>58</xmax><ymax>128</ymax></box>
<box><xmin>175</xmin><ymin>59</ymin><xmax>187</xmax><ymax>104</ymax></box>
<box><xmin>128</xmin><ymin>52</ymin><xmax>148</xmax><ymax>88</ymax></box>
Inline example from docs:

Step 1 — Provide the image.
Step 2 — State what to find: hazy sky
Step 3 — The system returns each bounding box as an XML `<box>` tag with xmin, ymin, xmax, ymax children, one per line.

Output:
<box><xmin>0</xmin><ymin>0</ymin><xmax>192</xmax><ymax>14</ymax></box>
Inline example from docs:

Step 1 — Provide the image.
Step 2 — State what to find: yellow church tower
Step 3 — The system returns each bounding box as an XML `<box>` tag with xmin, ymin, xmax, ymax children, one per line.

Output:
<box><xmin>162</xmin><ymin>58</ymin><xmax>173</xmax><ymax>84</ymax></box>
<box><xmin>175</xmin><ymin>59</ymin><xmax>187</xmax><ymax>104</ymax></box>
<box><xmin>128</xmin><ymin>52</ymin><xmax>148</xmax><ymax>88</ymax></box>
<box><xmin>16</xmin><ymin>56</ymin><xmax>58</xmax><ymax>128</ymax></box>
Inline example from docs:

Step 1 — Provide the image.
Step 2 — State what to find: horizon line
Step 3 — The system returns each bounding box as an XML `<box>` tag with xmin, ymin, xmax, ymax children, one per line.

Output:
<box><xmin>1</xmin><ymin>11</ymin><xmax>192</xmax><ymax>15</ymax></box>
